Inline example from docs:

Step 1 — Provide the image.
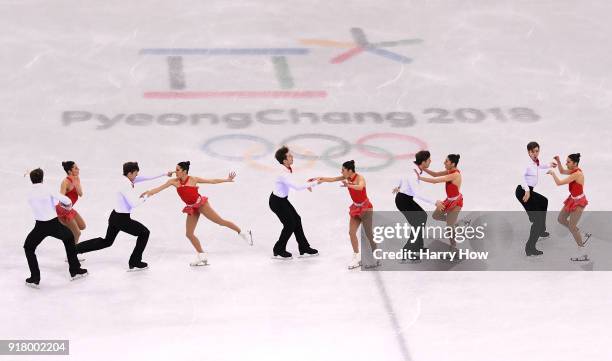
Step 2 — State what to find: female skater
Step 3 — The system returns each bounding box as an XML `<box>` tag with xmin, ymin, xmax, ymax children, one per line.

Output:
<box><xmin>312</xmin><ymin>160</ymin><xmax>378</xmax><ymax>270</ymax></box>
<box><xmin>547</xmin><ymin>153</ymin><xmax>590</xmax><ymax>261</ymax></box>
<box><xmin>415</xmin><ymin>154</ymin><xmax>462</xmax><ymax>249</ymax></box>
<box><xmin>56</xmin><ymin>161</ymin><xmax>86</xmax><ymax>244</ymax></box>
<box><xmin>143</xmin><ymin>161</ymin><xmax>252</xmax><ymax>266</ymax></box>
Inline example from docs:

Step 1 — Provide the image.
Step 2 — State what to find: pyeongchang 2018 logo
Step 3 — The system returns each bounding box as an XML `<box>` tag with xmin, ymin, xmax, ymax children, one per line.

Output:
<box><xmin>61</xmin><ymin>27</ymin><xmax>541</xmax><ymax>130</ymax></box>
<box><xmin>140</xmin><ymin>27</ymin><xmax>422</xmax><ymax>99</ymax></box>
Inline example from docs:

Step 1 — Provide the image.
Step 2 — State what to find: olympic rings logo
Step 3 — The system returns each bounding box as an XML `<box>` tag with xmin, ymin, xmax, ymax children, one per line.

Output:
<box><xmin>201</xmin><ymin>132</ymin><xmax>427</xmax><ymax>172</ymax></box>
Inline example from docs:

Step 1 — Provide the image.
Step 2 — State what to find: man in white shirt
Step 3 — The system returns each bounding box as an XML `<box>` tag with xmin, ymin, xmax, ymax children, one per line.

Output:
<box><xmin>269</xmin><ymin>146</ymin><xmax>319</xmax><ymax>259</ymax></box>
<box><xmin>393</xmin><ymin>150</ymin><xmax>435</xmax><ymax>259</ymax></box>
<box><xmin>514</xmin><ymin>141</ymin><xmax>556</xmax><ymax>256</ymax></box>
<box><xmin>24</xmin><ymin>168</ymin><xmax>88</xmax><ymax>288</ymax></box>
<box><xmin>75</xmin><ymin>162</ymin><xmax>169</xmax><ymax>270</ymax></box>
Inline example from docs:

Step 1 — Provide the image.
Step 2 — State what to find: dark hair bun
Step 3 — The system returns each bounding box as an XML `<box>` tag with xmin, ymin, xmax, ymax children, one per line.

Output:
<box><xmin>185</xmin><ymin>161</ymin><xmax>191</xmax><ymax>166</ymax></box>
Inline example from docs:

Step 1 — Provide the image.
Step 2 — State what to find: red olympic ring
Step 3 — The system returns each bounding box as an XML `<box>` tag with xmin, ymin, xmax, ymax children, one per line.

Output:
<box><xmin>355</xmin><ymin>133</ymin><xmax>428</xmax><ymax>160</ymax></box>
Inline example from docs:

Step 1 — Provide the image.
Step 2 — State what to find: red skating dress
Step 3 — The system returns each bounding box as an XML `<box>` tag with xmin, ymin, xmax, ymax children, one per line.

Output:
<box><xmin>441</xmin><ymin>169</ymin><xmax>463</xmax><ymax>212</ymax></box>
<box><xmin>177</xmin><ymin>176</ymin><xmax>208</xmax><ymax>215</ymax></box>
<box><xmin>563</xmin><ymin>168</ymin><xmax>588</xmax><ymax>212</ymax></box>
<box><xmin>55</xmin><ymin>177</ymin><xmax>79</xmax><ymax>222</ymax></box>
<box><xmin>347</xmin><ymin>174</ymin><xmax>373</xmax><ymax>217</ymax></box>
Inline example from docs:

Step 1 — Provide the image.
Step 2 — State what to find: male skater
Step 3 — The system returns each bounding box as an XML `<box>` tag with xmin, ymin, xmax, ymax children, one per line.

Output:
<box><xmin>269</xmin><ymin>146</ymin><xmax>319</xmax><ymax>259</ymax></box>
<box><xmin>24</xmin><ymin>168</ymin><xmax>87</xmax><ymax>288</ymax></box>
<box><xmin>75</xmin><ymin>162</ymin><xmax>169</xmax><ymax>270</ymax></box>
<box><xmin>515</xmin><ymin>141</ymin><xmax>555</xmax><ymax>256</ymax></box>
<box><xmin>393</xmin><ymin>150</ymin><xmax>435</xmax><ymax>260</ymax></box>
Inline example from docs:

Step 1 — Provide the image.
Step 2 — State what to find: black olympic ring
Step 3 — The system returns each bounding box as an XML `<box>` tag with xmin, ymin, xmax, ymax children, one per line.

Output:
<box><xmin>200</xmin><ymin>133</ymin><xmax>428</xmax><ymax>171</ymax></box>
<box><xmin>201</xmin><ymin>134</ymin><xmax>274</xmax><ymax>161</ymax></box>
<box><xmin>321</xmin><ymin>144</ymin><xmax>395</xmax><ymax>172</ymax></box>
<box><xmin>278</xmin><ymin>133</ymin><xmax>351</xmax><ymax>160</ymax></box>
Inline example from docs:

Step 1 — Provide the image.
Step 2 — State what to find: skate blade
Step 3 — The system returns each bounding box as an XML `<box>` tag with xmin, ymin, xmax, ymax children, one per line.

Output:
<box><xmin>70</xmin><ymin>272</ymin><xmax>89</xmax><ymax>281</ymax></box>
<box><xmin>364</xmin><ymin>263</ymin><xmax>381</xmax><ymax>269</ymax></box>
<box><xmin>190</xmin><ymin>261</ymin><xmax>210</xmax><ymax>267</ymax></box>
<box><xmin>272</xmin><ymin>255</ymin><xmax>293</xmax><ymax>260</ymax></box>
<box><xmin>247</xmin><ymin>231</ymin><xmax>254</xmax><ymax>246</ymax></box>
<box><xmin>127</xmin><ymin>266</ymin><xmax>149</xmax><ymax>272</ymax></box>
<box><xmin>65</xmin><ymin>258</ymin><xmax>86</xmax><ymax>263</ymax></box>
<box><xmin>25</xmin><ymin>282</ymin><xmax>40</xmax><ymax>289</ymax></box>
<box><xmin>297</xmin><ymin>253</ymin><xmax>319</xmax><ymax>258</ymax></box>
<box><xmin>570</xmin><ymin>256</ymin><xmax>590</xmax><ymax>262</ymax></box>
<box><xmin>348</xmin><ymin>263</ymin><xmax>362</xmax><ymax>270</ymax></box>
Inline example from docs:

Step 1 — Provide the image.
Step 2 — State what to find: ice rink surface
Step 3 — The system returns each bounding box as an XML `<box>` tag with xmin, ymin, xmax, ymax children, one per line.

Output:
<box><xmin>2</xmin><ymin>1</ymin><xmax>612</xmax><ymax>360</ymax></box>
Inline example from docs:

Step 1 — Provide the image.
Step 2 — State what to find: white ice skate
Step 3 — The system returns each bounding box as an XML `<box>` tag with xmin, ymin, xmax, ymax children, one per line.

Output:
<box><xmin>190</xmin><ymin>252</ymin><xmax>209</xmax><ymax>267</ymax></box>
<box><xmin>239</xmin><ymin>230</ymin><xmax>253</xmax><ymax>246</ymax></box>
<box><xmin>25</xmin><ymin>279</ymin><xmax>40</xmax><ymax>289</ymax></box>
<box><xmin>348</xmin><ymin>253</ymin><xmax>361</xmax><ymax>270</ymax></box>
<box><xmin>570</xmin><ymin>254</ymin><xmax>589</xmax><ymax>262</ymax></box>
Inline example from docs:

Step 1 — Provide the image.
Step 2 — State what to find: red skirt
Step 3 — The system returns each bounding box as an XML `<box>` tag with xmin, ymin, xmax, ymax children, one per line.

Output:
<box><xmin>563</xmin><ymin>194</ymin><xmax>588</xmax><ymax>212</ymax></box>
<box><xmin>441</xmin><ymin>194</ymin><xmax>463</xmax><ymax>212</ymax></box>
<box><xmin>349</xmin><ymin>199</ymin><xmax>373</xmax><ymax>217</ymax></box>
<box><xmin>56</xmin><ymin>203</ymin><xmax>77</xmax><ymax>222</ymax></box>
<box><xmin>182</xmin><ymin>195</ymin><xmax>208</xmax><ymax>215</ymax></box>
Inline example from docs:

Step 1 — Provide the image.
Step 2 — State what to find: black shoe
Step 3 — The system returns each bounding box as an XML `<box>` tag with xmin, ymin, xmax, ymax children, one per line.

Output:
<box><xmin>525</xmin><ymin>248</ymin><xmax>543</xmax><ymax>256</ymax></box>
<box><xmin>272</xmin><ymin>250</ymin><xmax>293</xmax><ymax>260</ymax></box>
<box><xmin>540</xmin><ymin>231</ymin><xmax>550</xmax><ymax>238</ymax></box>
<box><xmin>70</xmin><ymin>268</ymin><xmax>89</xmax><ymax>280</ymax></box>
<box><xmin>298</xmin><ymin>247</ymin><xmax>319</xmax><ymax>257</ymax></box>
<box><xmin>128</xmin><ymin>261</ymin><xmax>148</xmax><ymax>271</ymax></box>
<box><xmin>25</xmin><ymin>277</ymin><xmax>40</xmax><ymax>289</ymax></box>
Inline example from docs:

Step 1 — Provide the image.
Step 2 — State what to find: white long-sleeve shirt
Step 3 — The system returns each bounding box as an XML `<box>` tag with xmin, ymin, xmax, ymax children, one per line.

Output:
<box><xmin>114</xmin><ymin>173</ymin><xmax>166</xmax><ymax>213</ymax></box>
<box><xmin>521</xmin><ymin>159</ymin><xmax>550</xmax><ymax>191</ymax></box>
<box><xmin>27</xmin><ymin>183</ymin><xmax>72</xmax><ymax>221</ymax></box>
<box><xmin>397</xmin><ymin>165</ymin><xmax>435</xmax><ymax>205</ymax></box>
<box><xmin>272</xmin><ymin>164</ymin><xmax>318</xmax><ymax>198</ymax></box>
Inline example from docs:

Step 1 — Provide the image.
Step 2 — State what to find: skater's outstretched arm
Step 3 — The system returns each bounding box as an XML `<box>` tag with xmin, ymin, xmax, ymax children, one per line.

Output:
<box><xmin>415</xmin><ymin>170</ymin><xmax>456</xmax><ymax>184</ymax></box>
<box><xmin>194</xmin><ymin>172</ymin><xmax>236</xmax><ymax>184</ymax></box>
<box><xmin>547</xmin><ymin>169</ymin><xmax>579</xmax><ymax>186</ymax></box>
<box><xmin>134</xmin><ymin>171</ymin><xmax>173</xmax><ymax>184</ymax></box>
<box><xmin>422</xmin><ymin>168</ymin><xmax>447</xmax><ymax>177</ymax></box>
<box><xmin>143</xmin><ymin>179</ymin><xmax>178</xmax><ymax>197</ymax></box>
<box><xmin>280</xmin><ymin>174</ymin><xmax>318</xmax><ymax>192</ymax></box>
<box><xmin>309</xmin><ymin>176</ymin><xmax>344</xmax><ymax>183</ymax></box>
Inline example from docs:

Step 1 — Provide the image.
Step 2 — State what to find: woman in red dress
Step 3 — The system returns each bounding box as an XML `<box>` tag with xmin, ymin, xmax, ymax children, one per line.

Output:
<box><xmin>312</xmin><ymin>160</ymin><xmax>377</xmax><ymax>269</ymax></box>
<box><xmin>143</xmin><ymin>161</ymin><xmax>252</xmax><ymax>266</ymax></box>
<box><xmin>56</xmin><ymin>161</ymin><xmax>86</xmax><ymax>244</ymax></box>
<box><xmin>415</xmin><ymin>154</ymin><xmax>463</xmax><ymax>249</ymax></box>
<box><xmin>547</xmin><ymin>153</ymin><xmax>590</xmax><ymax>261</ymax></box>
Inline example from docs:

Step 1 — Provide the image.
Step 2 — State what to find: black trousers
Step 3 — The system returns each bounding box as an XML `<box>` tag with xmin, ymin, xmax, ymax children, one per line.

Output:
<box><xmin>395</xmin><ymin>192</ymin><xmax>428</xmax><ymax>250</ymax></box>
<box><xmin>515</xmin><ymin>185</ymin><xmax>548</xmax><ymax>250</ymax></box>
<box><xmin>269</xmin><ymin>193</ymin><xmax>311</xmax><ymax>252</ymax></box>
<box><xmin>24</xmin><ymin>217</ymin><xmax>80</xmax><ymax>280</ymax></box>
<box><xmin>75</xmin><ymin>210</ymin><xmax>149</xmax><ymax>264</ymax></box>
